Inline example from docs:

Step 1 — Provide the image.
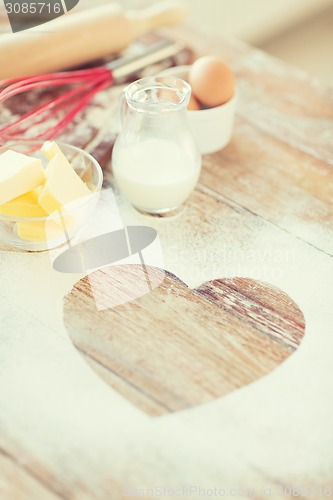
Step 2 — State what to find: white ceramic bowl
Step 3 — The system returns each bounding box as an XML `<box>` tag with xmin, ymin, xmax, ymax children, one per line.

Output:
<box><xmin>159</xmin><ymin>65</ymin><xmax>237</xmax><ymax>155</ymax></box>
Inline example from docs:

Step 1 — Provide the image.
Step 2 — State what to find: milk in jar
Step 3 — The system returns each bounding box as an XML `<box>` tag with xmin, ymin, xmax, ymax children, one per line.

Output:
<box><xmin>113</xmin><ymin>137</ymin><xmax>201</xmax><ymax>213</ymax></box>
<box><xmin>112</xmin><ymin>76</ymin><xmax>201</xmax><ymax>214</ymax></box>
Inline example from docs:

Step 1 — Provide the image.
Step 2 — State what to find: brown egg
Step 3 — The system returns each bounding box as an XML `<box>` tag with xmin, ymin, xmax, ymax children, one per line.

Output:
<box><xmin>189</xmin><ymin>56</ymin><xmax>235</xmax><ymax>107</ymax></box>
<box><xmin>188</xmin><ymin>93</ymin><xmax>201</xmax><ymax>111</ymax></box>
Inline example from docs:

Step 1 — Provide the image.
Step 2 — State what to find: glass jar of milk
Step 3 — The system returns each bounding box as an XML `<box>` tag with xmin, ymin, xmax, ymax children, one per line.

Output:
<box><xmin>112</xmin><ymin>76</ymin><xmax>201</xmax><ymax>214</ymax></box>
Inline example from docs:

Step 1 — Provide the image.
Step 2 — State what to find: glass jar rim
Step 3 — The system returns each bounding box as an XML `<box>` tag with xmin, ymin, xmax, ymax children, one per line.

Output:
<box><xmin>124</xmin><ymin>76</ymin><xmax>192</xmax><ymax>113</ymax></box>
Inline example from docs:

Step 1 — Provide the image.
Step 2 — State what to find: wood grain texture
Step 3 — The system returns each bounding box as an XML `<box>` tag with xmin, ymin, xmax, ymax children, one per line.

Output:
<box><xmin>196</xmin><ymin>277</ymin><xmax>305</xmax><ymax>350</ymax></box>
<box><xmin>0</xmin><ymin>449</ymin><xmax>61</xmax><ymax>500</ymax></box>
<box><xmin>1</xmin><ymin>29</ymin><xmax>332</xmax><ymax>255</ymax></box>
<box><xmin>0</xmin><ymin>23</ymin><xmax>332</xmax><ymax>500</ymax></box>
<box><xmin>171</xmin><ymin>25</ymin><xmax>333</xmax><ymax>163</ymax></box>
<box><xmin>171</xmin><ymin>26</ymin><xmax>333</xmax><ymax>256</ymax></box>
<box><xmin>64</xmin><ymin>265</ymin><xmax>305</xmax><ymax>416</ymax></box>
<box><xmin>201</xmin><ymin>119</ymin><xmax>333</xmax><ymax>256</ymax></box>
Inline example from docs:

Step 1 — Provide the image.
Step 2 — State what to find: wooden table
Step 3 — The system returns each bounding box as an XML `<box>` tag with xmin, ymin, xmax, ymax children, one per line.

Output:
<box><xmin>0</xmin><ymin>26</ymin><xmax>333</xmax><ymax>500</ymax></box>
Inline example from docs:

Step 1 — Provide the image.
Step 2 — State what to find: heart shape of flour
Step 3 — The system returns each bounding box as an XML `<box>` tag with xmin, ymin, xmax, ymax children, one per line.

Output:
<box><xmin>64</xmin><ymin>265</ymin><xmax>305</xmax><ymax>416</ymax></box>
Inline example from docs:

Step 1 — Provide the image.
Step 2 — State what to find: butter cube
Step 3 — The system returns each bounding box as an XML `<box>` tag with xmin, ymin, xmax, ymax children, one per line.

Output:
<box><xmin>41</xmin><ymin>141</ymin><xmax>64</xmax><ymax>162</ymax></box>
<box><xmin>0</xmin><ymin>188</ymin><xmax>47</xmax><ymax>218</ymax></box>
<box><xmin>38</xmin><ymin>153</ymin><xmax>91</xmax><ymax>215</ymax></box>
<box><xmin>0</xmin><ymin>150</ymin><xmax>45</xmax><ymax>205</ymax></box>
<box><xmin>17</xmin><ymin>218</ymin><xmax>69</xmax><ymax>242</ymax></box>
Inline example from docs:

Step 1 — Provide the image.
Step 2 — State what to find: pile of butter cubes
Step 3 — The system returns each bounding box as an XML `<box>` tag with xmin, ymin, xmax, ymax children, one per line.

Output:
<box><xmin>0</xmin><ymin>142</ymin><xmax>91</xmax><ymax>242</ymax></box>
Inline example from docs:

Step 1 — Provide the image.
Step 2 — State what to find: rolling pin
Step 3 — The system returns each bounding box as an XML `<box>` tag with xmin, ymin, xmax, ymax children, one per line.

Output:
<box><xmin>0</xmin><ymin>2</ymin><xmax>187</xmax><ymax>79</ymax></box>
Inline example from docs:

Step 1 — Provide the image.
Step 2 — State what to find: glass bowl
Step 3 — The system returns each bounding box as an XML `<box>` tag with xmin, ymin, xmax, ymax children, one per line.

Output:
<box><xmin>0</xmin><ymin>141</ymin><xmax>103</xmax><ymax>251</ymax></box>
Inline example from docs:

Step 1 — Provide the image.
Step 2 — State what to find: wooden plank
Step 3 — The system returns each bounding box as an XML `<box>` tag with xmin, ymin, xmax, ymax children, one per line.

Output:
<box><xmin>196</xmin><ymin>277</ymin><xmax>305</xmax><ymax>350</ymax></box>
<box><xmin>0</xmin><ymin>449</ymin><xmax>61</xmax><ymax>500</ymax></box>
<box><xmin>0</xmin><ymin>25</ymin><xmax>332</xmax><ymax>500</ymax></box>
<box><xmin>199</xmin><ymin>119</ymin><xmax>333</xmax><ymax>256</ymax></box>
<box><xmin>64</xmin><ymin>264</ymin><xmax>305</xmax><ymax>416</ymax></box>
<box><xmin>1</xmin><ymin>28</ymin><xmax>332</xmax><ymax>256</ymax></box>
<box><xmin>0</xmin><ymin>179</ymin><xmax>311</xmax><ymax>498</ymax></box>
<box><xmin>80</xmin><ymin>350</ymin><xmax>167</xmax><ymax>417</ymax></box>
<box><xmin>165</xmin><ymin>27</ymin><xmax>333</xmax><ymax>255</ymax></box>
<box><xmin>170</xmin><ymin>25</ymin><xmax>333</xmax><ymax>164</ymax></box>
<box><xmin>0</xmin><ymin>416</ymin><xmax>126</xmax><ymax>500</ymax></box>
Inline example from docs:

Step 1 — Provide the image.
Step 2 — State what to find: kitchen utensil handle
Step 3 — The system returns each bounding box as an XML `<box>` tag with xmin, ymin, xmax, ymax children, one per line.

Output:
<box><xmin>127</xmin><ymin>1</ymin><xmax>188</xmax><ymax>39</ymax></box>
<box><xmin>109</xmin><ymin>39</ymin><xmax>186</xmax><ymax>80</ymax></box>
<box><xmin>0</xmin><ymin>2</ymin><xmax>187</xmax><ymax>79</ymax></box>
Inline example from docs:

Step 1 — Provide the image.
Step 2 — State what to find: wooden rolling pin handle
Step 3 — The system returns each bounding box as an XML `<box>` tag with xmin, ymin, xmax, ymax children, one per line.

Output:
<box><xmin>0</xmin><ymin>2</ymin><xmax>187</xmax><ymax>79</ymax></box>
<box><xmin>127</xmin><ymin>1</ymin><xmax>188</xmax><ymax>38</ymax></box>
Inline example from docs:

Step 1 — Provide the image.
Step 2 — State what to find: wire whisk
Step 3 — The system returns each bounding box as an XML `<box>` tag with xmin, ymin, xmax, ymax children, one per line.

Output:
<box><xmin>0</xmin><ymin>40</ymin><xmax>184</xmax><ymax>145</ymax></box>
